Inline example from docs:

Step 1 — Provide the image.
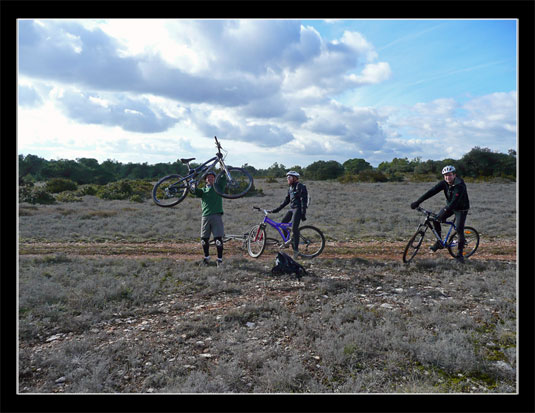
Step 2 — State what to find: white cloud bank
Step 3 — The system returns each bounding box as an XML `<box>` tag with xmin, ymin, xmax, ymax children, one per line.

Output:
<box><xmin>18</xmin><ymin>19</ymin><xmax>516</xmax><ymax>167</ymax></box>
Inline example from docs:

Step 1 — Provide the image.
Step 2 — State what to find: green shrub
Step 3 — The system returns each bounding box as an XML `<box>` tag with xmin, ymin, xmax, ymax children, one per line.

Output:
<box><xmin>337</xmin><ymin>174</ymin><xmax>359</xmax><ymax>183</ymax></box>
<box><xmin>409</xmin><ymin>173</ymin><xmax>437</xmax><ymax>182</ymax></box>
<box><xmin>356</xmin><ymin>170</ymin><xmax>388</xmax><ymax>183</ymax></box>
<box><xmin>96</xmin><ymin>179</ymin><xmax>153</xmax><ymax>202</ymax></box>
<box><xmin>129</xmin><ymin>194</ymin><xmax>144</xmax><ymax>203</ymax></box>
<box><xmin>96</xmin><ymin>180</ymin><xmax>133</xmax><ymax>200</ymax></box>
<box><xmin>55</xmin><ymin>191</ymin><xmax>83</xmax><ymax>203</ymax></box>
<box><xmin>19</xmin><ymin>187</ymin><xmax>56</xmax><ymax>204</ymax></box>
<box><xmin>45</xmin><ymin>178</ymin><xmax>78</xmax><ymax>193</ymax></box>
<box><xmin>77</xmin><ymin>184</ymin><xmax>98</xmax><ymax>196</ymax></box>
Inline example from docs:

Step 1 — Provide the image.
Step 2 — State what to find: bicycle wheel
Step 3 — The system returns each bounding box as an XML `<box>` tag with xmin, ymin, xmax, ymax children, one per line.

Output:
<box><xmin>214</xmin><ymin>167</ymin><xmax>254</xmax><ymax>199</ymax></box>
<box><xmin>247</xmin><ymin>225</ymin><xmax>266</xmax><ymax>258</ymax></box>
<box><xmin>447</xmin><ymin>226</ymin><xmax>480</xmax><ymax>259</ymax></box>
<box><xmin>297</xmin><ymin>225</ymin><xmax>325</xmax><ymax>258</ymax></box>
<box><xmin>152</xmin><ymin>174</ymin><xmax>189</xmax><ymax>207</ymax></box>
<box><xmin>403</xmin><ymin>228</ymin><xmax>426</xmax><ymax>263</ymax></box>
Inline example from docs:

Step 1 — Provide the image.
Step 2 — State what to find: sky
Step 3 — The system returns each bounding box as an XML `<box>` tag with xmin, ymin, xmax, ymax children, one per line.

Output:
<box><xmin>17</xmin><ymin>18</ymin><xmax>517</xmax><ymax>169</ymax></box>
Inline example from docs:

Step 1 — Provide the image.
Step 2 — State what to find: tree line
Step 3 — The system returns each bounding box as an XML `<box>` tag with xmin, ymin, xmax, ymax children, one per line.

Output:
<box><xmin>19</xmin><ymin>146</ymin><xmax>516</xmax><ymax>185</ymax></box>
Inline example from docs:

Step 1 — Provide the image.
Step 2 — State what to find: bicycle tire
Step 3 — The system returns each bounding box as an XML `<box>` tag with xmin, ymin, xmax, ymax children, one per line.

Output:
<box><xmin>214</xmin><ymin>167</ymin><xmax>254</xmax><ymax>199</ymax></box>
<box><xmin>297</xmin><ymin>225</ymin><xmax>325</xmax><ymax>258</ymax></box>
<box><xmin>152</xmin><ymin>174</ymin><xmax>189</xmax><ymax>207</ymax></box>
<box><xmin>403</xmin><ymin>228</ymin><xmax>426</xmax><ymax>263</ymax></box>
<box><xmin>447</xmin><ymin>226</ymin><xmax>480</xmax><ymax>259</ymax></box>
<box><xmin>247</xmin><ymin>225</ymin><xmax>266</xmax><ymax>258</ymax></box>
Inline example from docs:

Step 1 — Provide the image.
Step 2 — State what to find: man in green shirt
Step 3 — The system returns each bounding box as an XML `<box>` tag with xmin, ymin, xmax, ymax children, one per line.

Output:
<box><xmin>193</xmin><ymin>171</ymin><xmax>225</xmax><ymax>266</ymax></box>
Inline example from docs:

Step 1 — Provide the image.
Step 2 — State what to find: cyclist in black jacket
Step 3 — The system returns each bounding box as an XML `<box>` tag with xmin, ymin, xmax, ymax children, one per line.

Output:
<box><xmin>269</xmin><ymin>171</ymin><xmax>308</xmax><ymax>259</ymax></box>
<box><xmin>411</xmin><ymin>165</ymin><xmax>470</xmax><ymax>263</ymax></box>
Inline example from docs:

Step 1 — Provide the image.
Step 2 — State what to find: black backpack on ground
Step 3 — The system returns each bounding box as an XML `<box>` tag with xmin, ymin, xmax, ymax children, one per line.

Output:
<box><xmin>271</xmin><ymin>252</ymin><xmax>308</xmax><ymax>280</ymax></box>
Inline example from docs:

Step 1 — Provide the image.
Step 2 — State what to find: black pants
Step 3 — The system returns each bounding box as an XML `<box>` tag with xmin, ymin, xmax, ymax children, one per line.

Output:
<box><xmin>433</xmin><ymin>210</ymin><xmax>468</xmax><ymax>252</ymax></box>
<box><xmin>281</xmin><ymin>209</ymin><xmax>302</xmax><ymax>251</ymax></box>
<box><xmin>201</xmin><ymin>237</ymin><xmax>223</xmax><ymax>259</ymax></box>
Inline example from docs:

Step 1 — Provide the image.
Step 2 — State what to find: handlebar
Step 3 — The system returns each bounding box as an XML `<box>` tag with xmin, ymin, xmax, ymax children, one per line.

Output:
<box><xmin>253</xmin><ymin>206</ymin><xmax>269</xmax><ymax>215</ymax></box>
<box><xmin>416</xmin><ymin>206</ymin><xmax>439</xmax><ymax>220</ymax></box>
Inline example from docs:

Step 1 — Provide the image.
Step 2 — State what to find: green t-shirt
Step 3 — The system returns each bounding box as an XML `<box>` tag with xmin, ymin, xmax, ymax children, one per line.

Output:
<box><xmin>193</xmin><ymin>177</ymin><xmax>225</xmax><ymax>216</ymax></box>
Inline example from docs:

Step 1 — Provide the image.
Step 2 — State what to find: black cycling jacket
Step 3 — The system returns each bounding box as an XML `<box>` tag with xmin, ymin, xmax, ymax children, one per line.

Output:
<box><xmin>272</xmin><ymin>182</ymin><xmax>308</xmax><ymax>215</ymax></box>
<box><xmin>417</xmin><ymin>177</ymin><xmax>470</xmax><ymax>212</ymax></box>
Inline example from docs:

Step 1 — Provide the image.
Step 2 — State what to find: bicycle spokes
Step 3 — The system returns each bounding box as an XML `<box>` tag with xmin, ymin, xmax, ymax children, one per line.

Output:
<box><xmin>152</xmin><ymin>175</ymin><xmax>189</xmax><ymax>207</ymax></box>
<box><xmin>446</xmin><ymin>226</ymin><xmax>480</xmax><ymax>259</ymax></box>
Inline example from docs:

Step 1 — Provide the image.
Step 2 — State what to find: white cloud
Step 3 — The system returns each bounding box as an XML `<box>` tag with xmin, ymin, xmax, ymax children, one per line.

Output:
<box><xmin>17</xmin><ymin>19</ymin><xmax>517</xmax><ymax>168</ymax></box>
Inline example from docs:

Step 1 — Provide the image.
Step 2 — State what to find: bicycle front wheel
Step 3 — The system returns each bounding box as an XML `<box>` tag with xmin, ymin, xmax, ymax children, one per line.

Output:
<box><xmin>247</xmin><ymin>225</ymin><xmax>266</xmax><ymax>258</ymax></box>
<box><xmin>403</xmin><ymin>228</ymin><xmax>426</xmax><ymax>263</ymax></box>
<box><xmin>297</xmin><ymin>225</ymin><xmax>325</xmax><ymax>258</ymax></box>
<box><xmin>447</xmin><ymin>226</ymin><xmax>480</xmax><ymax>259</ymax></box>
<box><xmin>214</xmin><ymin>167</ymin><xmax>254</xmax><ymax>199</ymax></box>
<box><xmin>152</xmin><ymin>174</ymin><xmax>188</xmax><ymax>207</ymax></box>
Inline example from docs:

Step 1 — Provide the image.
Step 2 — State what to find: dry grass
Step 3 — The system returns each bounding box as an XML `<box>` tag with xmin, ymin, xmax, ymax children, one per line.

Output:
<box><xmin>18</xmin><ymin>180</ymin><xmax>516</xmax><ymax>243</ymax></box>
<box><xmin>17</xmin><ymin>180</ymin><xmax>518</xmax><ymax>396</ymax></box>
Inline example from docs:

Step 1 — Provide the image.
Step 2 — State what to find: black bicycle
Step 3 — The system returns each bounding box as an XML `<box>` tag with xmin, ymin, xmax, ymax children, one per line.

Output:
<box><xmin>152</xmin><ymin>136</ymin><xmax>254</xmax><ymax>207</ymax></box>
<box><xmin>402</xmin><ymin>206</ymin><xmax>480</xmax><ymax>263</ymax></box>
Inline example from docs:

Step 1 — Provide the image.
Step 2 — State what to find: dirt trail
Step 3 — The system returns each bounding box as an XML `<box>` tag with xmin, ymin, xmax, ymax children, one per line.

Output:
<box><xmin>19</xmin><ymin>239</ymin><xmax>516</xmax><ymax>262</ymax></box>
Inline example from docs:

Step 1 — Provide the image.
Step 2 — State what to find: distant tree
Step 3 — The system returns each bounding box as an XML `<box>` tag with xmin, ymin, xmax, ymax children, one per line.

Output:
<box><xmin>413</xmin><ymin>159</ymin><xmax>441</xmax><ymax>175</ymax></box>
<box><xmin>19</xmin><ymin>154</ymin><xmax>47</xmax><ymax>180</ymax></box>
<box><xmin>241</xmin><ymin>163</ymin><xmax>259</xmax><ymax>177</ymax></box>
<box><xmin>378</xmin><ymin>157</ymin><xmax>413</xmax><ymax>174</ymax></box>
<box><xmin>343</xmin><ymin>158</ymin><xmax>373</xmax><ymax>175</ymax></box>
<box><xmin>266</xmin><ymin>162</ymin><xmax>287</xmax><ymax>178</ymax></box>
<box><xmin>305</xmin><ymin>160</ymin><xmax>345</xmax><ymax>180</ymax></box>
<box><xmin>457</xmin><ymin>147</ymin><xmax>513</xmax><ymax>178</ymax></box>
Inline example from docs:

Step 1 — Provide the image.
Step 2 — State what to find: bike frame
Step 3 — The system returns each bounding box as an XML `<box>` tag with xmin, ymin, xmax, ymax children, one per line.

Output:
<box><xmin>252</xmin><ymin>209</ymin><xmax>292</xmax><ymax>244</ymax></box>
<box><xmin>259</xmin><ymin>216</ymin><xmax>292</xmax><ymax>243</ymax></box>
<box><xmin>176</xmin><ymin>153</ymin><xmax>232</xmax><ymax>190</ymax></box>
<box><xmin>417</xmin><ymin>208</ymin><xmax>459</xmax><ymax>248</ymax></box>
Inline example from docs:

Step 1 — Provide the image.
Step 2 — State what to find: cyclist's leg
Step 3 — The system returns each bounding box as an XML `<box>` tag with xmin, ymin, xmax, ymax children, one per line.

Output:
<box><xmin>431</xmin><ymin>210</ymin><xmax>453</xmax><ymax>251</ymax></box>
<box><xmin>281</xmin><ymin>211</ymin><xmax>293</xmax><ymax>223</ymax></box>
<box><xmin>212</xmin><ymin>214</ymin><xmax>225</xmax><ymax>261</ymax></box>
<box><xmin>455</xmin><ymin>210</ymin><xmax>468</xmax><ymax>254</ymax></box>
<box><xmin>430</xmin><ymin>219</ymin><xmax>442</xmax><ymax>251</ymax></box>
<box><xmin>201</xmin><ymin>216</ymin><xmax>211</xmax><ymax>260</ymax></box>
<box><xmin>432</xmin><ymin>220</ymin><xmax>442</xmax><ymax>239</ymax></box>
<box><xmin>291</xmin><ymin>209</ymin><xmax>302</xmax><ymax>252</ymax></box>
<box><xmin>281</xmin><ymin>211</ymin><xmax>293</xmax><ymax>237</ymax></box>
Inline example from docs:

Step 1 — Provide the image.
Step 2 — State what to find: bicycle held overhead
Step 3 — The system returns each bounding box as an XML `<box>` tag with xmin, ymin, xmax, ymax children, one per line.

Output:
<box><xmin>152</xmin><ymin>136</ymin><xmax>254</xmax><ymax>208</ymax></box>
<box><xmin>402</xmin><ymin>206</ymin><xmax>480</xmax><ymax>264</ymax></box>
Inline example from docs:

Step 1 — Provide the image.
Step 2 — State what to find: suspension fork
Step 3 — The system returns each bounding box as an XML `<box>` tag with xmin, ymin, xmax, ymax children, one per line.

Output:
<box><xmin>253</xmin><ymin>223</ymin><xmax>266</xmax><ymax>242</ymax></box>
<box><xmin>218</xmin><ymin>159</ymin><xmax>233</xmax><ymax>181</ymax></box>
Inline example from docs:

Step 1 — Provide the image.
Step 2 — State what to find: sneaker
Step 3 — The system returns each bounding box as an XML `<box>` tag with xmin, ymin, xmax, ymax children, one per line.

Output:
<box><xmin>429</xmin><ymin>241</ymin><xmax>444</xmax><ymax>252</ymax></box>
<box><xmin>293</xmin><ymin>250</ymin><xmax>300</xmax><ymax>260</ymax></box>
<box><xmin>202</xmin><ymin>257</ymin><xmax>211</xmax><ymax>266</ymax></box>
<box><xmin>216</xmin><ymin>259</ymin><xmax>223</xmax><ymax>267</ymax></box>
<box><xmin>455</xmin><ymin>253</ymin><xmax>465</xmax><ymax>264</ymax></box>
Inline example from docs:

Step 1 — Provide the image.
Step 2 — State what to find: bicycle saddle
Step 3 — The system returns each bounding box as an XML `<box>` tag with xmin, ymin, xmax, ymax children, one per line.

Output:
<box><xmin>180</xmin><ymin>158</ymin><xmax>196</xmax><ymax>164</ymax></box>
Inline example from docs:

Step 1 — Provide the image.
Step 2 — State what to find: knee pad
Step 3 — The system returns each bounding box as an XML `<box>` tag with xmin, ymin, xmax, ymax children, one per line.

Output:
<box><xmin>215</xmin><ymin>238</ymin><xmax>223</xmax><ymax>247</ymax></box>
<box><xmin>201</xmin><ymin>238</ymin><xmax>209</xmax><ymax>246</ymax></box>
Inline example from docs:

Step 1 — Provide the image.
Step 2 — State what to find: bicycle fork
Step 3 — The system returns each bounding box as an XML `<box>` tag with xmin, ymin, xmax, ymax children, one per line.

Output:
<box><xmin>253</xmin><ymin>224</ymin><xmax>266</xmax><ymax>242</ymax></box>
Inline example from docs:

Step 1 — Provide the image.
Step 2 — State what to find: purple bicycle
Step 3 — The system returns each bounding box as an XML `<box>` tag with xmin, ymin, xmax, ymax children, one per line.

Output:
<box><xmin>247</xmin><ymin>207</ymin><xmax>325</xmax><ymax>259</ymax></box>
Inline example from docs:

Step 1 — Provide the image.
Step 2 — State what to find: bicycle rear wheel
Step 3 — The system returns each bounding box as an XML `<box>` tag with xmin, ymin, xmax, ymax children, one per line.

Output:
<box><xmin>152</xmin><ymin>174</ymin><xmax>188</xmax><ymax>207</ymax></box>
<box><xmin>297</xmin><ymin>225</ymin><xmax>325</xmax><ymax>258</ymax></box>
<box><xmin>214</xmin><ymin>167</ymin><xmax>254</xmax><ymax>199</ymax></box>
<box><xmin>403</xmin><ymin>228</ymin><xmax>426</xmax><ymax>263</ymax></box>
<box><xmin>447</xmin><ymin>226</ymin><xmax>480</xmax><ymax>259</ymax></box>
<box><xmin>247</xmin><ymin>225</ymin><xmax>266</xmax><ymax>258</ymax></box>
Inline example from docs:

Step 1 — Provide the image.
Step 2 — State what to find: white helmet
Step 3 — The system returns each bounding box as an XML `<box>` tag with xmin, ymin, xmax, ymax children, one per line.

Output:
<box><xmin>442</xmin><ymin>165</ymin><xmax>456</xmax><ymax>175</ymax></box>
<box><xmin>286</xmin><ymin>170</ymin><xmax>300</xmax><ymax>178</ymax></box>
